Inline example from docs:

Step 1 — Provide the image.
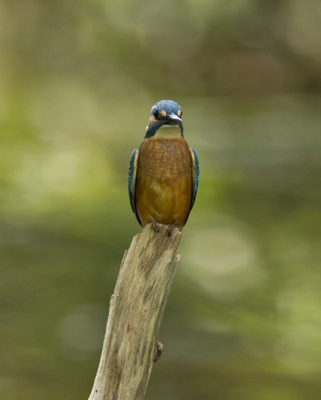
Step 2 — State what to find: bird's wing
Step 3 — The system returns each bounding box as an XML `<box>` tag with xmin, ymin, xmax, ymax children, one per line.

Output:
<box><xmin>189</xmin><ymin>148</ymin><xmax>200</xmax><ymax>210</ymax></box>
<box><xmin>128</xmin><ymin>148</ymin><xmax>141</xmax><ymax>225</ymax></box>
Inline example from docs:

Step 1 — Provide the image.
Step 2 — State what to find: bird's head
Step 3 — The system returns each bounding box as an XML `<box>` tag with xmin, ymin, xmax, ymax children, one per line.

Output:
<box><xmin>145</xmin><ymin>100</ymin><xmax>183</xmax><ymax>139</ymax></box>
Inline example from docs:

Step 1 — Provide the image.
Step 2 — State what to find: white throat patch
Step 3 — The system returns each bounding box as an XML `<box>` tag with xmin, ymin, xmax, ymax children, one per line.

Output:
<box><xmin>153</xmin><ymin>124</ymin><xmax>182</xmax><ymax>139</ymax></box>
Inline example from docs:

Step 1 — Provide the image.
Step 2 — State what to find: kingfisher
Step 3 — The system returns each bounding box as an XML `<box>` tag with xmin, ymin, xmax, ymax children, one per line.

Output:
<box><xmin>128</xmin><ymin>100</ymin><xmax>199</xmax><ymax>235</ymax></box>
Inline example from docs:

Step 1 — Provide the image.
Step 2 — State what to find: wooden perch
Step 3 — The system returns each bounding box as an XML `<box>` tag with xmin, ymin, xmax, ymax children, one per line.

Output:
<box><xmin>88</xmin><ymin>224</ymin><xmax>182</xmax><ymax>400</ymax></box>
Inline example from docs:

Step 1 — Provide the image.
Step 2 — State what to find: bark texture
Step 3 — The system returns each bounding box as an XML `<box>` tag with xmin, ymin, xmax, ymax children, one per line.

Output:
<box><xmin>88</xmin><ymin>224</ymin><xmax>182</xmax><ymax>400</ymax></box>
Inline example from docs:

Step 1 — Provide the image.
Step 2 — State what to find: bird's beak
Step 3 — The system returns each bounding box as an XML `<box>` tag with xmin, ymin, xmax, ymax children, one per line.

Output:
<box><xmin>168</xmin><ymin>113</ymin><xmax>182</xmax><ymax>123</ymax></box>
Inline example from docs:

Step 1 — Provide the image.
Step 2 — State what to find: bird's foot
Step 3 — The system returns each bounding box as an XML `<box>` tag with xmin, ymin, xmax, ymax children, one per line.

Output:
<box><xmin>167</xmin><ymin>223</ymin><xmax>180</xmax><ymax>236</ymax></box>
<box><xmin>147</xmin><ymin>220</ymin><xmax>160</xmax><ymax>233</ymax></box>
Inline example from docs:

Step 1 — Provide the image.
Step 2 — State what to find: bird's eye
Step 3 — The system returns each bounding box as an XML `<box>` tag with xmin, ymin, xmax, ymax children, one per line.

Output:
<box><xmin>153</xmin><ymin>109</ymin><xmax>159</xmax><ymax>118</ymax></box>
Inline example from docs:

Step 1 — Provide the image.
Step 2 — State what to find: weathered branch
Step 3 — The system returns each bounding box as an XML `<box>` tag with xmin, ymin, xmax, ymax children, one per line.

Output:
<box><xmin>88</xmin><ymin>224</ymin><xmax>182</xmax><ymax>400</ymax></box>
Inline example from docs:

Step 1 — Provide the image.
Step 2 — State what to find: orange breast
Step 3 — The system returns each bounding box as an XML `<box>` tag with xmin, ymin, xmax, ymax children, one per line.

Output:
<box><xmin>135</xmin><ymin>137</ymin><xmax>192</xmax><ymax>230</ymax></box>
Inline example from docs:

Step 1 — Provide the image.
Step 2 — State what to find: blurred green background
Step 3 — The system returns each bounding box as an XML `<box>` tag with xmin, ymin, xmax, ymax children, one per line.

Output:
<box><xmin>1</xmin><ymin>0</ymin><xmax>321</xmax><ymax>399</ymax></box>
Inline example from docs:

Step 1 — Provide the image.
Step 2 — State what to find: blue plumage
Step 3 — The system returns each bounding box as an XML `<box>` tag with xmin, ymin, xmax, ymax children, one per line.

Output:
<box><xmin>190</xmin><ymin>148</ymin><xmax>199</xmax><ymax>210</ymax></box>
<box><xmin>128</xmin><ymin>148</ymin><xmax>141</xmax><ymax>224</ymax></box>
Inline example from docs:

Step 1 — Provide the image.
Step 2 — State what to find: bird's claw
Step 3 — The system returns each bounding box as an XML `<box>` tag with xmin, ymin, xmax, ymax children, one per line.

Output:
<box><xmin>147</xmin><ymin>220</ymin><xmax>160</xmax><ymax>233</ymax></box>
<box><xmin>167</xmin><ymin>223</ymin><xmax>180</xmax><ymax>236</ymax></box>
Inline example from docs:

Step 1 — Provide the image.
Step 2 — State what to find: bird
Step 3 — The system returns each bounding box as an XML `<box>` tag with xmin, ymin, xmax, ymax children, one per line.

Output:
<box><xmin>128</xmin><ymin>99</ymin><xmax>199</xmax><ymax>235</ymax></box>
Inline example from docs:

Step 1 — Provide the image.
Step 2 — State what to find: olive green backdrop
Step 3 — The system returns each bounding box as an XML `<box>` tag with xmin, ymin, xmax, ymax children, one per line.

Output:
<box><xmin>1</xmin><ymin>1</ymin><xmax>321</xmax><ymax>399</ymax></box>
